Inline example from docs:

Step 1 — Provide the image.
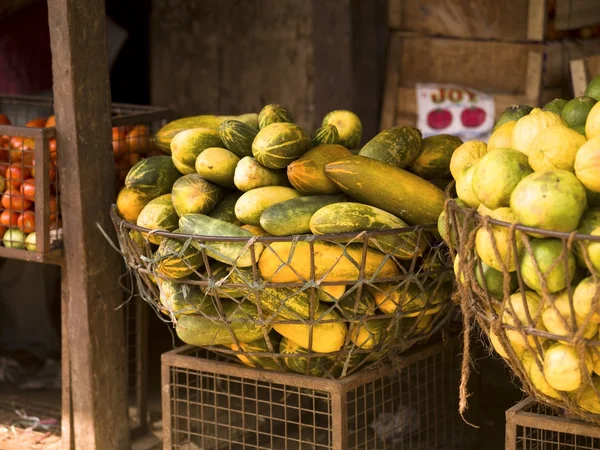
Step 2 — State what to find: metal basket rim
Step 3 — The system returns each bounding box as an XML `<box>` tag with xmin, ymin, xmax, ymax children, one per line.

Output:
<box><xmin>447</xmin><ymin>198</ymin><xmax>600</xmax><ymax>242</ymax></box>
<box><xmin>110</xmin><ymin>204</ymin><xmax>438</xmax><ymax>243</ymax></box>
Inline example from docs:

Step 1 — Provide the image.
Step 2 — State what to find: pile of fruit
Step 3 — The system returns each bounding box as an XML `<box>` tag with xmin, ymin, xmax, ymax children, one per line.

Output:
<box><xmin>0</xmin><ymin>111</ymin><xmax>155</xmax><ymax>252</ymax></box>
<box><xmin>116</xmin><ymin>105</ymin><xmax>458</xmax><ymax>377</ymax></box>
<box><xmin>443</xmin><ymin>75</ymin><xmax>600</xmax><ymax>416</ymax></box>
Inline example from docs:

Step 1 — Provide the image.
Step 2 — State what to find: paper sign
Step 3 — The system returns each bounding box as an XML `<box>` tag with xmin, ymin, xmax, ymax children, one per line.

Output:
<box><xmin>416</xmin><ymin>83</ymin><xmax>495</xmax><ymax>142</ymax></box>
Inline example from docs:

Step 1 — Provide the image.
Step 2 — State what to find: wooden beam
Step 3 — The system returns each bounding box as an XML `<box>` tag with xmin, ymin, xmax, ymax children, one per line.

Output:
<box><xmin>46</xmin><ymin>1</ymin><xmax>130</xmax><ymax>449</ymax></box>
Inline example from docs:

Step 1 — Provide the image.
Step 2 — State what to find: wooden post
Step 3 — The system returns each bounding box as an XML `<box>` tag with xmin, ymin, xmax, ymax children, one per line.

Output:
<box><xmin>47</xmin><ymin>1</ymin><xmax>130</xmax><ymax>449</ymax></box>
<box><xmin>312</xmin><ymin>0</ymin><xmax>388</xmax><ymax>143</ymax></box>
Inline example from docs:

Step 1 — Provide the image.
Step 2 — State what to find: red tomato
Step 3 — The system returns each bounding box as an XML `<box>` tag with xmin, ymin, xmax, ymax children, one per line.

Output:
<box><xmin>2</xmin><ymin>190</ymin><xmax>32</xmax><ymax>212</ymax></box>
<box><xmin>0</xmin><ymin>210</ymin><xmax>19</xmax><ymax>227</ymax></box>
<box><xmin>20</xmin><ymin>178</ymin><xmax>36</xmax><ymax>201</ymax></box>
<box><xmin>49</xmin><ymin>196</ymin><xmax>59</xmax><ymax>222</ymax></box>
<box><xmin>25</xmin><ymin>118</ymin><xmax>47</xmax><ymax>128</ymax></box>
<box><xmin>6</xmin><ymin>163</ymin><xmax>32</xmax><ymax>188</ymax></box>
<box><xmin>17</xmin><ymin>211</ymin><xmax>35</xmax><ymax>233</ymax></box>
<box><xmin>49</xmin><ymin>139</ymin><xmax>57</xmax><ymax>161</ymax></box>
<box><xmin>112</xmin><ymin>127</ymin><xmax>130</xmax><ymax>157</ymax></box>
<box><xmin>0</xmin><ymin>114</ymin><xmax>10</xmax><ymax>125</ymax></box>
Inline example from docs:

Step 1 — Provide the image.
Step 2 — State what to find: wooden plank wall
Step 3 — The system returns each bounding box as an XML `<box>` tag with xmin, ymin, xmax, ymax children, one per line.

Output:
<box><xmin>150</xmin><ymin>0</ymin><xmax>386</xmax><ymax>141</ymax></box>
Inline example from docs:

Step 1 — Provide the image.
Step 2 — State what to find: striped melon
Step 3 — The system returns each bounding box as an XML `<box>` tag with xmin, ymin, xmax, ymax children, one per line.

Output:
<box><xmin>311</xmin><ymin>125</ymin><xmax>340</xmax><ymax>146</ymax></box>
<box><xmin>219</xmin><ymin>120</ymin><xmax>258</xmax><ymax>158</ymax></box>
<box><xmin>234</xmin><ymin>156</ymin><xmax>289</xmax><ymax>192</ymax></box>
<box><xmin>124</xmin><ymin>156</ymin><xmax>181</xmax><ymax>198</ymax></box>
<box><xmin>136</xmin><ymin>194</ymin><xmax>179</xmax><ymax>244</ymax></box>
<box><xmin>322</xmin><ymin>110</ymin><xmax>362</xmax><ymax>148</ymax></box>
<box><xmin>170</xmin><ymin>128</ymin><xmax>224</xmax><ymax>174</ymax></box>
<box><xmin>258</xmin><ymin>104</ymin><xmax>294</xmax><ymax>130</ymax></box>
<box><xmin>171</xmin><ymin>174</ymin><xmax>223</xmax><ymax>216</ymax></box>
<box><xmin>157</xmin><ymin>278</ymin><xmax>208</xmax><ymax>317</ymax></box>
<box><xmin>287</xmin><ymin>144</ymin><xmax>352</xmax><ymax>195</ymax></box>
<box><xmin>194</xmin><ymin>147</ymin><xmax>239</xmax><ymax>188</ymax></box>
<box><xmin>155</xmin><ymin>231</ymin><xmax>205</xmax><ymax>279</ymax></box>
<box><xmin>208</xmin><ymin>191</ymin><xmax>244</xmax><ymax>225</ymax></box>
<box><xmin>230</xmin><ymin>332</ymin><xmax>282</xmax><ymax>371</ymax></box>
<box><xmin>252</xmin><ymin>123</ymin><xmax>311</xmax><ymax>169</ymax></box>
<box><xmin>409</xmin><ymin>134</ymin><xmax>463</xmax><ymax>179</ymax></box>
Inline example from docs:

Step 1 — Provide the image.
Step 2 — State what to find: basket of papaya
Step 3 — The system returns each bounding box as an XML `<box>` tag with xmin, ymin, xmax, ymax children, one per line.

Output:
<box><xmin>442</xmin><ymin>87</ymin><xmax>600</xmax><ymax>422</ymax></box>
<box><xmin>112</xmin><ymin>104</ymin><xmax>458</xmax><ymax>379</ymax></box>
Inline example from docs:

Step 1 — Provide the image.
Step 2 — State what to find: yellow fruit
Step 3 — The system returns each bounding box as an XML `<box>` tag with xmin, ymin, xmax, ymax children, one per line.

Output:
<box><xmin>528</xmin><ymin>125</ymin><xmax>586</xmax><ymax>172</ymax></box>
<box><xmin>455</xmin><ymin>163</ymin><xmax>480</xmax><ymax>208</ymax></box>
<box><xmin>449</xmin><ymin>140</ymin><xmax>487</xmax><ymax>179</ymax></box>
<box><xmin>573</xmin><ymin>277</ymin><xmax>600</xmax><ymax>322</ymax></box>
<box><xmin>475</xmin><ymin>207</ymin><xmax>523</xmax><ymax>271</ymax></box>
<box><xmin>543</xmin><ymin>343</ymin><xmax>592</xmax><ymax>392</ymax></box>
<box><xmin>574</xmin><ymin>136</ymin><xmax>600</xmax><ymax>193</ymax></box>
<box><xmin>477</xmin><ymin>203</ymin><xmax>493</xmax><ymax>216</ymax></box>
<box><xmin>487</xmin><ymin>121</ymin><xmax>516</xmax><ymax>150</ymax></box>
<box><xmin>576</xmin><ymin>377</ymin><xmax>600</xmax><ymax>414</ymax></box>
<box><xmin>511</xmin><ymin>108</ymin><xmax>566</xmax><ymax>156</ymax></box>
<box><xmin>541</xmin><ymin>291</ymin><xmax>598</xmax><ymax>339</ymax></box>
<box><xmin>587</xmin><ymin>227</ymin><xmax>600</xmax><ymax>273</ymax></box>
<box><xmin>586</xmin><ymin>101</ymin><xmax>600</xmax><ymax>140</ymax></box>
<box><xmin>490</xmin><ymin>329</ymin><xmax>525</xmax><ymax>359</ymax></box>
<box><xmin>521</xmin><ymin>351</ymin><xmax>560</xmax><ymax>399</ymax></box>
<box><xmin>502</xmin><ymin>291</ymin><xmax>546</xmax><ymax>351</ymax></box>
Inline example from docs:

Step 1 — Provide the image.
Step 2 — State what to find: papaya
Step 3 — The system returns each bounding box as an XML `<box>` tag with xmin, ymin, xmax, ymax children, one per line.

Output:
<box><xmin>170</xmin><ymin>128</ymin><xmax>224</xmax><ymax>174</ymax></box>
<box><xmin>258</xmin><ymin>240</ymin><xmax>400</xmax><ymax>283</ymax></box>
<box><xmin>234</xmin><ymin>156</ymin><xmax>289</xmax><ymax>192</ymax></box>
<box><xmin>322</xmin><ymin>110</ymin><xmax>362</xmax><ymax>148</ymax></box>
<box><xmin>234</xmin><ymin>186</ymin><xmax>302</xmax><ymax>226</ymax></box>
<box><xmin>171</xmin><ymin>174</ymin><xmax>222</xmax><ymax>216</ymax></box>
<box><xmin>409</xmin><ymin>134</ymin><xmax>462</xmax><ymax>179</ymax></box>
<box><xmin>194</xmin><ymin>147</ymin><xmax>239</xmax><ymax>188</ymax></box>
<box><xmin>287</xmin><ymin>144</ymin><xmax>352</xmax><ymax>195</ymax></box>
<box><xmin>252</xmin><ymin>122</ymin><xmax>311</xmax><ymax>169</ymax></box>
<box><xmin>359</xmin><ymin>126</ymin><xmax>422</xmax><ymax>168</ymax></box>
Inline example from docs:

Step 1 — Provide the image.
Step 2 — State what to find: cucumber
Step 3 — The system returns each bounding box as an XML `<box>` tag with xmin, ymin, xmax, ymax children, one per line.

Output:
<box><xmin>208</xmin><ymin>191</ymin><xmax>244</xmax><ymax>225</ymax></box>
<box><xmin>260</xmin><ymin>194</ymin><xmax>345</xmax><ymax>236</ymax></box>
<box><xmin>235</xmin><ymin>186</ymin><xmax>302</xmax><ymax>226</ymax></box>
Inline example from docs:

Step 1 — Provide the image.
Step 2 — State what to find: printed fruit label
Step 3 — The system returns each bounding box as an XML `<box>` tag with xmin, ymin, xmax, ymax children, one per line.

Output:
<box><xmin>416</xmin><ymin>83</ymin><xmax>495</xmax><ymax>141</ymax></box>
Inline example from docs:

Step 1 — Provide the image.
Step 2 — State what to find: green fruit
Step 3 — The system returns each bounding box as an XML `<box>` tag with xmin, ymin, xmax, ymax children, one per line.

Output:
<box><xmin>155</xmin><ymin>231</ymin><xmax>205</xmax><ymax>279</ymax></box>
<box><xmin>194</xmin><ymin>147</ymin><xmax>239</xmax><ymax>188</ymax></box>
<box><xmin>475</xmin><ymin>207</ymin><xmax>523</xmax><ymax>272</ymax></box>
<box><xmin>154</xmin><ymin>113</ymin><xmax>258</xmax><ymax>154</ymax></box>
<box><xmin>349</xmin><ymin>317</ymin><xmax>393</xmax><ymax>349</ymax></box>
<box><xmin>170</xmin><ymin>128</ymin><xmax>224</xmax><ymax>174</ymax></box>
<box><xmin>520</xmin><ymin>238</ymin><xmax>576</xmax><ymax>293</ymax></box>
<box><xmin>208</xmin><ymin>191</ymin><xmax>244</xmax><ymax>225</ymax></box>
<box><xmin>171</xmin><ymin>174</ymin><xmax>222</xmax><ymax>216</ymax></box>
<box><xmin>584</xmin><ymin>75</ymin><xmax>600</xmax><ymax>101</ymax></box>
<box><xmin>493</xmin><ymin>105</ymin><xmax>533</xmax><ymax>131</ymax></box>
<box><xmin>561</xmin><ymin>96</ymin><xmax>598</xmax><ymax>128</ymax></box>
<box><xmin>233</xmin><ymin>156</ymin><xmax>289</xmax><ymax>192</ymax></box>
<box><xmin>573</xmin><ymin>124</ymin><xmax>587</xmax><ymax>136</ymax></box>
<box><xmin>510</xmin><ymin>170</ymin><xmax>587</xmax><ymax>234</ymax></box>
<box><xmin>437</xmin><ymin>198</ymin><xmax>467</xmax><ymax>247</ymax></box>
<box><xmin>279</xmin><ymin>337</ymin><xmax>338</xmax><ymax>377</ymax></box>
<box><xmin>252</xmin><ymin>122</ymin><xmax>311</xmax><ymax>169</ymax></box>
<box><xmin>475</xmin><ymin>261</ymin><xmax>517</xmax><ymax>298</ymax></box>
<box><xmin>179</xmin><ymin>214</ymin><xmax>264</xmax><ymax>267</ymax></box>
<box><xmin>311</xmin><ymin>124</ymin><xmax>340</xmax><ymax>146</ymax></box>
<box><xmin>409</xmin><ymin>134</ymin><xmax>463</xmax><ymax>179</ymax></box>
<box><xmin>359</xmin><ymin>126</ymin><xmax>422</xmax><ymax>168</ymax></box>
<box><xmin>260</xmin><ymin>194</ymin><xmax>344</xmax><ymax>236</ymax></box>
<box><xmin>322</xmin><ymin>110</ymin><xmax>362</xmax><ymax>148</ymax></box>
<box><xmin>575</xmin><ymin>208</ymin><xmax>600</xmax><ymax>268</ymax></box>
<box><xmin>472</xmin><ymin>148</ymin><xmax>532</xmax><ymax>210</ymax></box>
<box><xmin>219</xmin><ymin>120</ymin><xmax>259</xmax><ymax>158</ymax></box>
<box><xmin>309</xmin><ymin>202</ymin><xmax>424</xmax><ymax>259</ymax></box>
<box><xmin>324</xmin><ymin>155</ymin><xmax>444</xmax><ymax>225</ymax></box>
<box><xmin>176</xmin><ymin>301</ymin><xmax>266</xmax><ymax>346</ymax></box>
<box><xmin>287</xmin><ymin>144</ymin><xmax>352</xmax><ymax>195</ymax></box>
<box><xmin>25</xmin><ymin>232</ymin><xmax>36</xmax><ymax>252</ymax></box>
<box><xmin>137</xmin><ymin>194</ymin><xmax>179</xmax><ymax>244</ymax></box>
<box><xmin>157</xmin><ymin>278</ymin><xmax>208</xmax><ymax>317</ymax></box>
<box><xmin>235</xmin><ymin>186</ymin><xmax>302</xmax><ymax>226</ymax></box>
<box><xmin>455</xmin><ymin>163</ymin><xmax>480</xmax><ymax>208</ymax></box>
<box><xmin>4</xmin><ymin>228</ymin><xmax>25</xmax><ymax>249</ymax></box>
<box><xmin>124</xmin><ymin>156</ymin><xmax>181</xmax><ymax>198</ymax></box>
<box><xmin>258</xmin><ymin>104</ymin><xmax>294</xmax><ymax>130</ymax></box>
<box><xmin>542</xmin><ymin>98</ymin><xmax>568</xmax><ymax>115</ymax></box>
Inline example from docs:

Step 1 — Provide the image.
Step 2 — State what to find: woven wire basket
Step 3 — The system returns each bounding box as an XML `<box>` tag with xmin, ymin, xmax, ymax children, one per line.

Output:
<box><xmin>111</xmin><ymin>206</ymin><xmax>455</xmax><ymax>379</ymax></box>
<box><xmin>445</xmin><ymin>198</ymin><xmax>600</xmax><ymax>423</ymax></box>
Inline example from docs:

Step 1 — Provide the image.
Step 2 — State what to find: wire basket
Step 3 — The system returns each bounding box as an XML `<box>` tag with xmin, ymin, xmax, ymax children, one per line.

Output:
<box><xmin>0</xmin><ymin>94</ymin><xmax>172</xmax><ymax>263</ymax></box>
<box><xmin>445</xmin><ymin>198</ymin><xmax>600</xmax><ymax>424</ymax></box>
<box><xmin>112</xmin><ymin>206</ymin><xmax>455</xmax><ymax>379</ymax></box>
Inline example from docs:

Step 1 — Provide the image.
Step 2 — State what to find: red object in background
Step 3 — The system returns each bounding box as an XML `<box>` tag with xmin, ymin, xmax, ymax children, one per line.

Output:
<box><xmin>20</xmin><ymin>178</ymin><xmax>35</xmax><ymax>201</ymax></box>
<box><xmin>17</xmin><ymin>211</ymin><xmax>35</xmax><ymax>233</ymax></box>
<box><xmin>427</xmin><ymin>109</ymin><xmax>452</xmax><ymax>130</ymax></box>
<box><xmin>0</xmin><ymin>2</ymin><xmax>53</xmax><ymax>95</ymax></box>
<box><xmin>461</xmin><ymin>107</ymin><xmax>486</xmax><ymax>128</ymax></box>
<box><xmin>0</xmin><ymin>210</ymin><xmax>19</xmax><ymax>228</ymax></box>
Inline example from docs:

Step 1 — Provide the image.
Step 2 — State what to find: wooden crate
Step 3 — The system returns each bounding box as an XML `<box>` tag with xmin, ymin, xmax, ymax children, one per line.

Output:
<box><xmin>380</xmin><ymin>34</ymin><xmax>551</xmax><ymax>129</ymax></box>
<box><xmin>571</xmin><ymin>55</ymin><xmax>600</xmax><ymax>96</ymax></box>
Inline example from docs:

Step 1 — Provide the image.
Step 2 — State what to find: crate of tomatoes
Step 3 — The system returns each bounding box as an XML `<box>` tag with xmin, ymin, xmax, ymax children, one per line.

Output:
<box><xmin>0</xmin><ymin>95</ymin><xmax>172</xmax><ymax>264</ymax></box>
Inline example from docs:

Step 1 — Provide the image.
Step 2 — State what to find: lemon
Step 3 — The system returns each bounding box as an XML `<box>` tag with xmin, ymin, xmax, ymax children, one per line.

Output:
<box><xmin>511</xmin><ymin>108</ymin><xmax>566</xmax><ymax>156</ymax></box>
<box><xmin>449</xmin><ymin>140</ymin><xmax>487</xmax><ymax>180</ymax></box>
<box><xmin>543</xmin><ymin>343</ymin><xmax>592</xmax><ymax>392</ymax></box>
<box><xmin>488</xmin><ymin>121</ymin><xmax>516</xmax><ymax>150</ymax></box>
<box><xmin>586</xmin><ymin>101</ymin><xmax>600</xmax><ymax>140</ymax></box>
<box><xmin>575</xmin><ymin>135</ymin><xmax>600</xmax><ymax>192</ymax></box>
<box><xmin>528</xmin><ymin>125</ymin><xmax>586</xmax><ymax>172</ymax></box>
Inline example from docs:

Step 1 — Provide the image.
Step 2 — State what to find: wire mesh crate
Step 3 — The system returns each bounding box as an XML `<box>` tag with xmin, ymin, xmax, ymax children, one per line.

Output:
<box><xmin>0</xmin><ymin>94</ymin><xmax>172</xmax><ymax>263</ymax></box>
<box><xmin>506</xmin><ymin>397</ymin><xmax>600</xmax><ymax>450</ymax></box>
<box><xmin>161</xmin><ymin>337</ymin><xmax>480</xmax><ymax>450</ymax></box>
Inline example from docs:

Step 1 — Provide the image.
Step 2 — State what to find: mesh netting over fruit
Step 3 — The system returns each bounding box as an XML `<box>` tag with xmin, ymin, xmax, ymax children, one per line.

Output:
<box><xmin>111</xmin><ymin>206</ymin><xmax>455</xmax><ymax>379</ymax></box>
